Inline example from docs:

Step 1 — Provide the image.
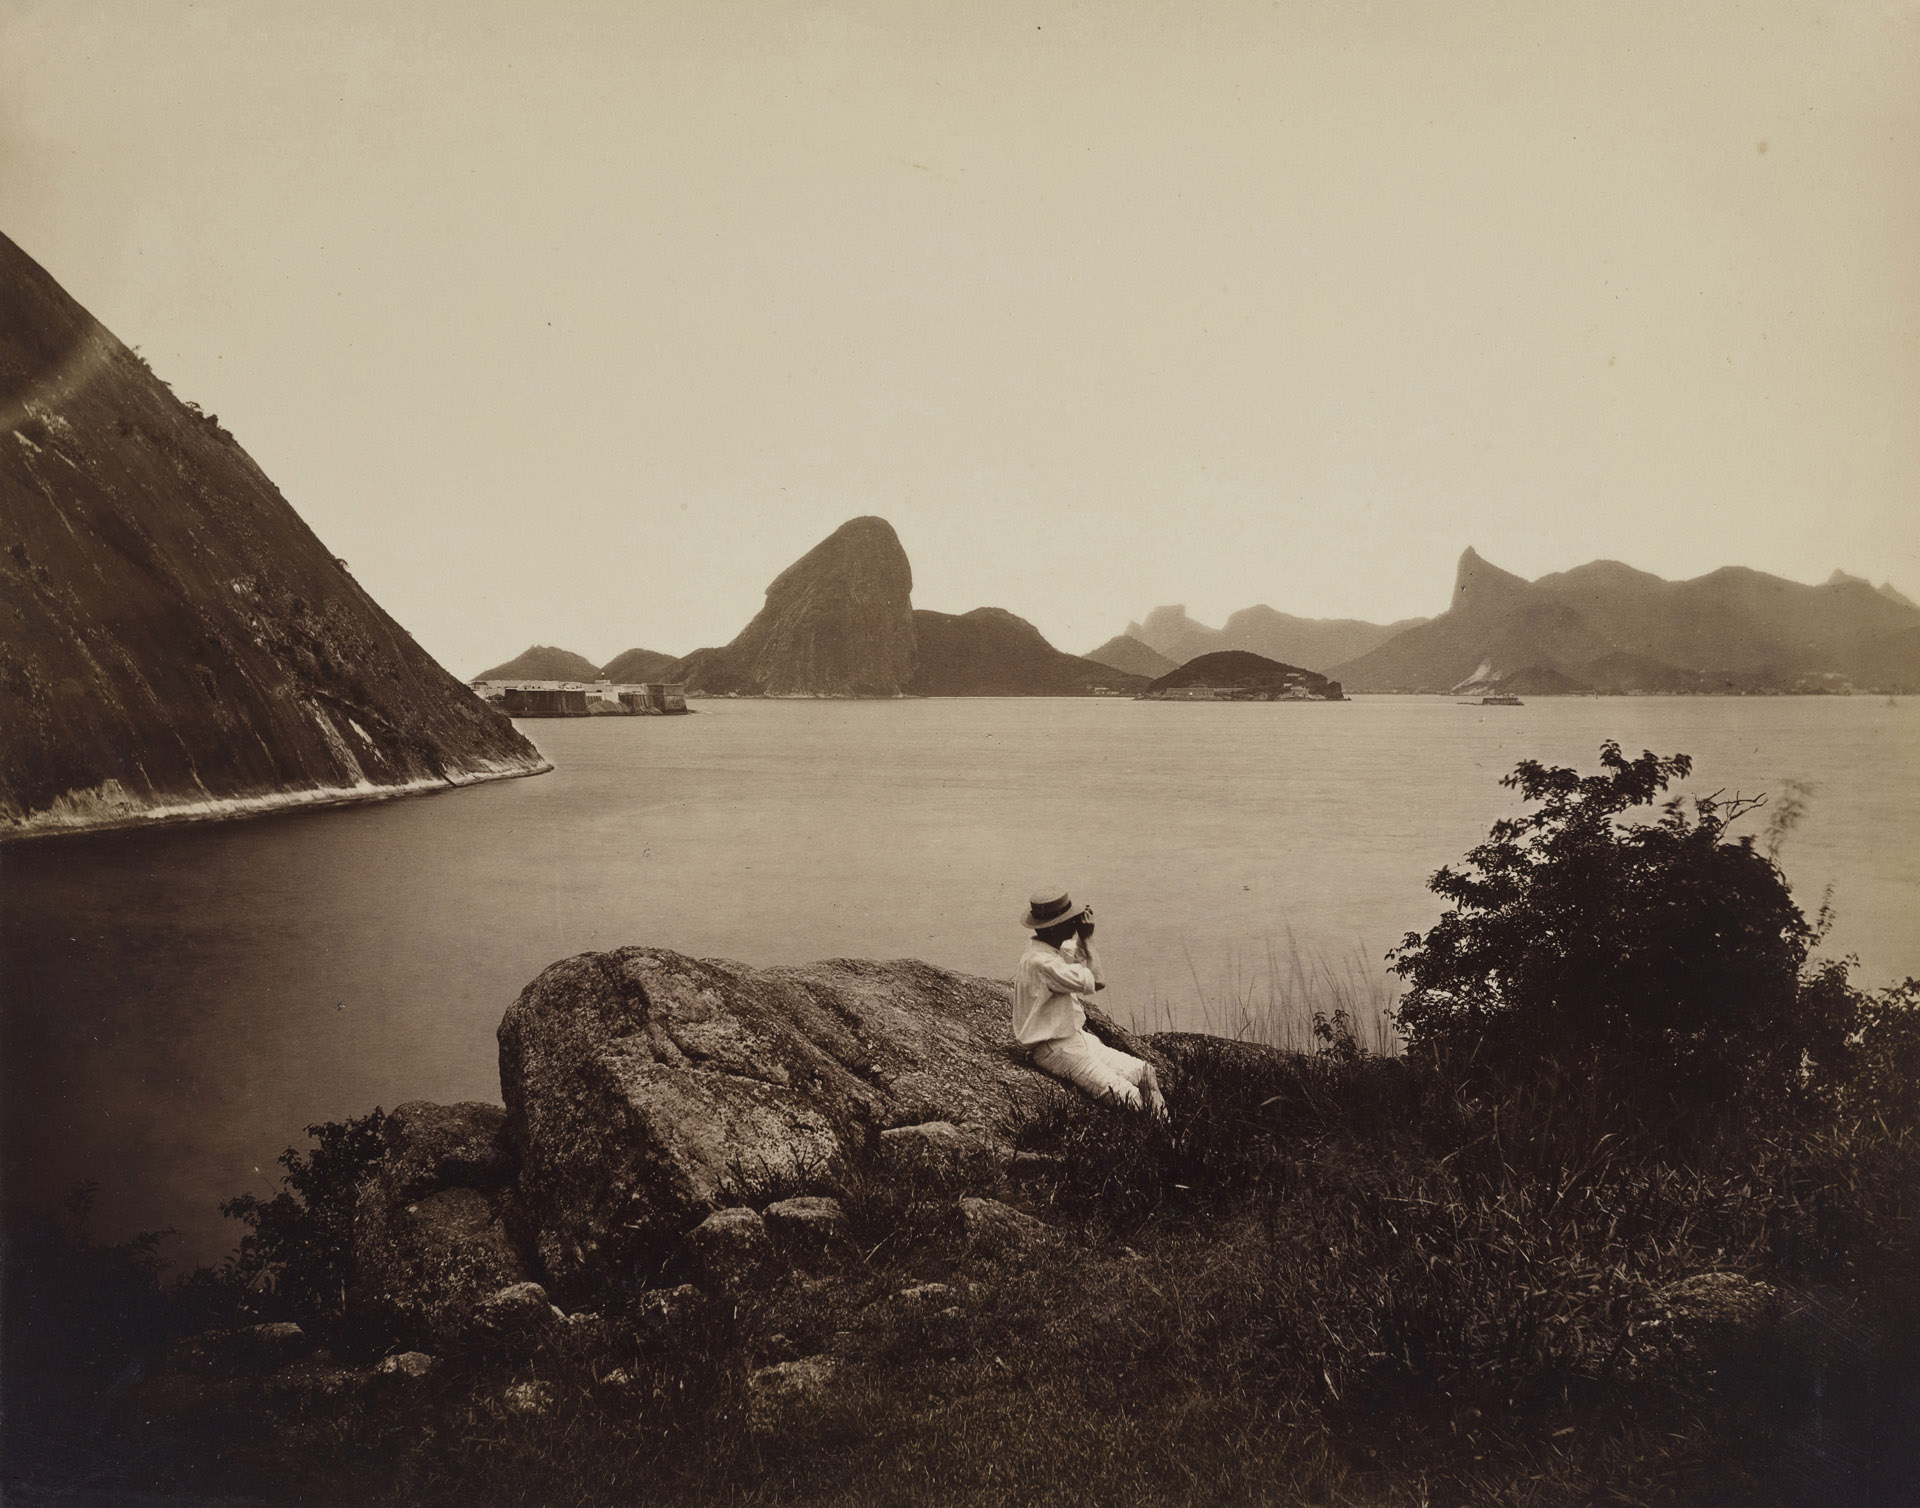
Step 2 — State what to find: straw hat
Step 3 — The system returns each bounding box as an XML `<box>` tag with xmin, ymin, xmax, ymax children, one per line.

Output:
<box><xmin>1020</xmin><ymin>886</ymin><xmax>1089</xmax><ymax>931</ymax></box>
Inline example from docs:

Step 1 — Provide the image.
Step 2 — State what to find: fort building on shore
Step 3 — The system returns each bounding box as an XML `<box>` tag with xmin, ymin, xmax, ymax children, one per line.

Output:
<box><xmin>471</xmin><ymin>680</ymin><xmax>689</xmax><ymax>717</ymax></box>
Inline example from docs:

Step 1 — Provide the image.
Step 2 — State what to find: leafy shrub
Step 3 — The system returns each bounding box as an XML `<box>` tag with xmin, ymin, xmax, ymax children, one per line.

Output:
<box><xmin>1388</xmin><ymin>742</ymin><xmax>1854</xmax><ymax>1121</ymax></box>
<box><xmin>221</xmin><ymin>1109</ymin><xmax>387</xmax><ymax>1325</ymax></box>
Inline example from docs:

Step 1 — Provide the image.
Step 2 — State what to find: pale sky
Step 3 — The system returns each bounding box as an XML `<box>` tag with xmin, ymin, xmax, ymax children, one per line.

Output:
<box><xmin>5</xmin><ymin>0</ymin><xmax>1917</xmax><ymax>675</ymax></box>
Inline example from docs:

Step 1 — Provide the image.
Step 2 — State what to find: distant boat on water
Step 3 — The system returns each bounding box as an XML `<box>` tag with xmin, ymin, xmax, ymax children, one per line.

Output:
<box><xmin>1478</xmin><ymin>693</ymin><xmax>1524</xmax><ymax>706</ymax></box>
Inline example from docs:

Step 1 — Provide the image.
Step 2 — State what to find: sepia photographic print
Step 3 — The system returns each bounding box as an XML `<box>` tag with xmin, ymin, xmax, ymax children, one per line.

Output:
<box><xmin>3</xmin><ymin>3</ymin><xmax>1917</xmax><ymax>1504</ymax></box>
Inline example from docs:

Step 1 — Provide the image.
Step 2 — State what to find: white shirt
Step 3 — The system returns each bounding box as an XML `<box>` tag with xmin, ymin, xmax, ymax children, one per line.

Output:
<box><xmin>1012</xmin><ymin>934</ymin><xmax>1104</xmax><ymax>1046</ymax></box>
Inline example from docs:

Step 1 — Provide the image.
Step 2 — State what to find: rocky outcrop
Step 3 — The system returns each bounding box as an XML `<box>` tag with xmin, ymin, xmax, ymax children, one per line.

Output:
<box><xmin>1328</xmin><ymin>547</ymin><xmax>1920</xmax><ymax>694</ymax></box>
<box><xmin>495</xmin><ymin>947</ymin><xmax>1160</xmax><ymax>1294</ymax></box>
<box><xmin>668</xmin><ymin>517</ymin><xmax>917</xmax><ymax>696</ymax></box>
<box><xmin>0</xmin><ymin>233</ymin><xmax>550</xmax><ymax>840</ymax></box>
<box><xmin>472</xmin><ymin>645</ymin><xmax>604</xmax><ymax>682</ymax></box>
<box><xmin>340</xmin><ymin>946</ymin><xmax>1163</xmax><ymax>1331</ymax></box>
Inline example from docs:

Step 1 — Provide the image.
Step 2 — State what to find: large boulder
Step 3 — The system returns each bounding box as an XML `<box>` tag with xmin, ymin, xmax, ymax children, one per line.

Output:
<box><xmin>497</xmin><ymin>947</ymin><xmax>1157</xmax><ymax>1292</ymax></box>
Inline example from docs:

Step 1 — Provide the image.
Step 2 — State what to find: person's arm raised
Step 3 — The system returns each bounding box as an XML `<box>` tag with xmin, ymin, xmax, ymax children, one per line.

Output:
<box><xmin>1035</xmin><ymin>947</ymin><xmax>1098</xmax><ymax>996</ymax></box>
<box><xmin>1076</xmin><ymin>930</ymin><xmax>1107</xmax><ymax>990</ymax></box>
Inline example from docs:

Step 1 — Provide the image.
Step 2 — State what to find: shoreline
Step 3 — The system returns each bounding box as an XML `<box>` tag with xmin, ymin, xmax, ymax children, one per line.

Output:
<box><xmin>0</xmin><ymin>755</ymin><xmax>554</xmax><ymax>846</ymax></box>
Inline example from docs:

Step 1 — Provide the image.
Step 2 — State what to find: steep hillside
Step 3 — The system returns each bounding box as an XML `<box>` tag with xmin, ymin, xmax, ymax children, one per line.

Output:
<box><xmin>667</xmin><ymin>517</ymin><xmax>917</xmax><ymax>696</ymax></box>
<box><xmin>1330</xmin><ymin>548</ymin><xmax>1920</xmax><ymax>693</ymax></box>
<box><xmin>473</xmin><ymin>645</ymin><xmax>603</xmax><ymax>681</ymax></box>
<box><xmin>1125</xmin><ymin>603</ymin><xmax>1421</xmax><ymax>671</ymax></box>
<box><xmin>599</xmin><ymin>647</ymin><xmax>680</xmax><ymax>682</ymax></box>
<box><xmin>0</xmin><ymin>233</ymin><xmax>549</xmax><ymax>839</ymax></box>
<box><xmin>909</xmin><ymin>609</ymin><xmax>1146</xmax><ymax>696</ymax></box>
<box><xmin>1082</xmin><ymin>634</ymin><xmax>1178</xmax><ymax>679</ymax></box>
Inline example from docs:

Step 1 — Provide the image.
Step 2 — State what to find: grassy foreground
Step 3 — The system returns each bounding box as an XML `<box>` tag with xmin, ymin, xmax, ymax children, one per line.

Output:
<box><xmin>5</xmin><ymin>746</ymin><xmax>1917</xmax><ymax>1506</ymax></box>
<box><xmin>6</xmin><ymin>1022</ymin><xmax>1916</xmax><ymax>1508</ymax></box>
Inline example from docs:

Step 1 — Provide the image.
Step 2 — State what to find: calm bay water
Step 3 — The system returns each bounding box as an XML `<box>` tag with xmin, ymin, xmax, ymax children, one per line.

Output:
<box><xmin>4</xmin><ymin>695</ymin><xmax>1915</xmax><ymax>1260</ymax></box>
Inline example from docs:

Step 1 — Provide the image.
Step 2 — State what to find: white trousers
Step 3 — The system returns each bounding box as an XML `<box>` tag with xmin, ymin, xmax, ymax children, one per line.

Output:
<box><xmin>1030</xmin><ymin>1029</ymin><xmax>1152</xmax><ymax>1110</ymax></box>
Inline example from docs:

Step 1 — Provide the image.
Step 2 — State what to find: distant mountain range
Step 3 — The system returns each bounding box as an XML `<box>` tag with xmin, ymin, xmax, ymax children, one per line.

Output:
<box><xmin>660</xmin><ymin>517</ymin><xmax>1141</xmax><ymax>697</ymax></box>
<box><xmin>1108</xmin><ymin>604</ymin><xmax>1427</xmax><ymax>673</ymax></box>
<box><xmin>1</xmin><ymin>234</ymin><xmax>547</xmax><ymax>839</ymax></box>
<box><xmin>483</xmin><ymin>538</ymin><xmax>1919</xmax><ymax>702</ymax></box>
<box><xmin>1828</xmin><ymin>569</ymin><xmax>1916</xmax><ymax>611</ymax></box>
<box><xmin>471</xmin><ymin>645</ymin><xmax>685</xmax><ymax>684</ymax></box>
<box><xmin>1326</xmin><ymin>549</ymin><xmax>1920</xmax><ymax>694</ymax></box>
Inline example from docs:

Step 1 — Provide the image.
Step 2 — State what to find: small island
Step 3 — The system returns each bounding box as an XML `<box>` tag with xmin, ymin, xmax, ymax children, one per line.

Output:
<box><xmin>1139</xmin><ymin>649</ymin><xmax>1345</xmax><ymax>701</ymax></box>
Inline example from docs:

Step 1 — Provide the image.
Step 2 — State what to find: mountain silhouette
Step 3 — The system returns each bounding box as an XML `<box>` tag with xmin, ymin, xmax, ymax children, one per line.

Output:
<box><xmin>1123</xmin><ymin>603</ymin><xmax>1422</xmax><ymax>671</ymax></box>
<box><xmin>909</xmin><ymin>608</ymin><xmax>1138</xmax><ymax>695</ymax></box>
<box><xmin>665</xmin><ymin>517</ymin><xmax>918</xmax><ymax>696</ymax></box>
<box><xmin>599</xmin><ymin>647</ymin><xmax>682</xmax><ymax>682</ymax></box>
<box><xmin>665</xmin><ymin>518</ymin><xmax>1144</xmax><ymax>696</ymax></box>
<box><xmin>1083</xmin><ymin>635</ymin><xmax>1178</xmax><ymax>679</ymax></box>
<box><xmin>474</xmin><ymin>645</ymin><xmax>604</xmax><ymax>681</ymax></box>
<box><xmin>1328</xmin><ymin>548</ymin><xmax>1920</xmax><ymax>693</ymax></box>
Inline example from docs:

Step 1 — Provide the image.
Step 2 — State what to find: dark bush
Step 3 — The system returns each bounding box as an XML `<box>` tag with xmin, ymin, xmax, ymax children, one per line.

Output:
<box><xmin>220</xmin><ymin>1108</ymin><xmax>387</xmax><ymax>1326</ymax></box>
<box><xmin>1388</xmin><ymin>742</ymin><xmax>1859</xmax><ymax>1121</ymax></box>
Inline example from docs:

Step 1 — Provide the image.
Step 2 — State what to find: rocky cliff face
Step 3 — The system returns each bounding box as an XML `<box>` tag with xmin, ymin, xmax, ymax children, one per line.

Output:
<box><xmin>668</xmin><ymin>517</ymin><xmax>917</xmax><ymax>696</ymax></box>
<box><xmin>1329</xmin><ymin>547</ymin><xmax>1920</xmax><ymax>694</ymax></box>
<box><xmin>908</xmin><ymin>608</ymin><xmax>1146</xmax><ymax>696</ymax></box>
<box><xmin>0</xmin><ymin>233</ymin><xmax>549</xmax><ymax>839</ymax></box>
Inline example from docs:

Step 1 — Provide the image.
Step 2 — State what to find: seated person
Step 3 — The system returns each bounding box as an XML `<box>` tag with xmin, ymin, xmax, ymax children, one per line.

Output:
<box><xmin>1013</xmin><ymin>886</ymin><xmax>1167</xmax><ymax>1118</ymax></box>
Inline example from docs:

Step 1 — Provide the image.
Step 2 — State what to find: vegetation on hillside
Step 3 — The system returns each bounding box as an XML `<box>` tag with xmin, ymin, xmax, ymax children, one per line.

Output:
<box><xmin>5</xmin><ymin>744</ymin><xmax>1916</xmax><ymax>1506</ymax></box>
